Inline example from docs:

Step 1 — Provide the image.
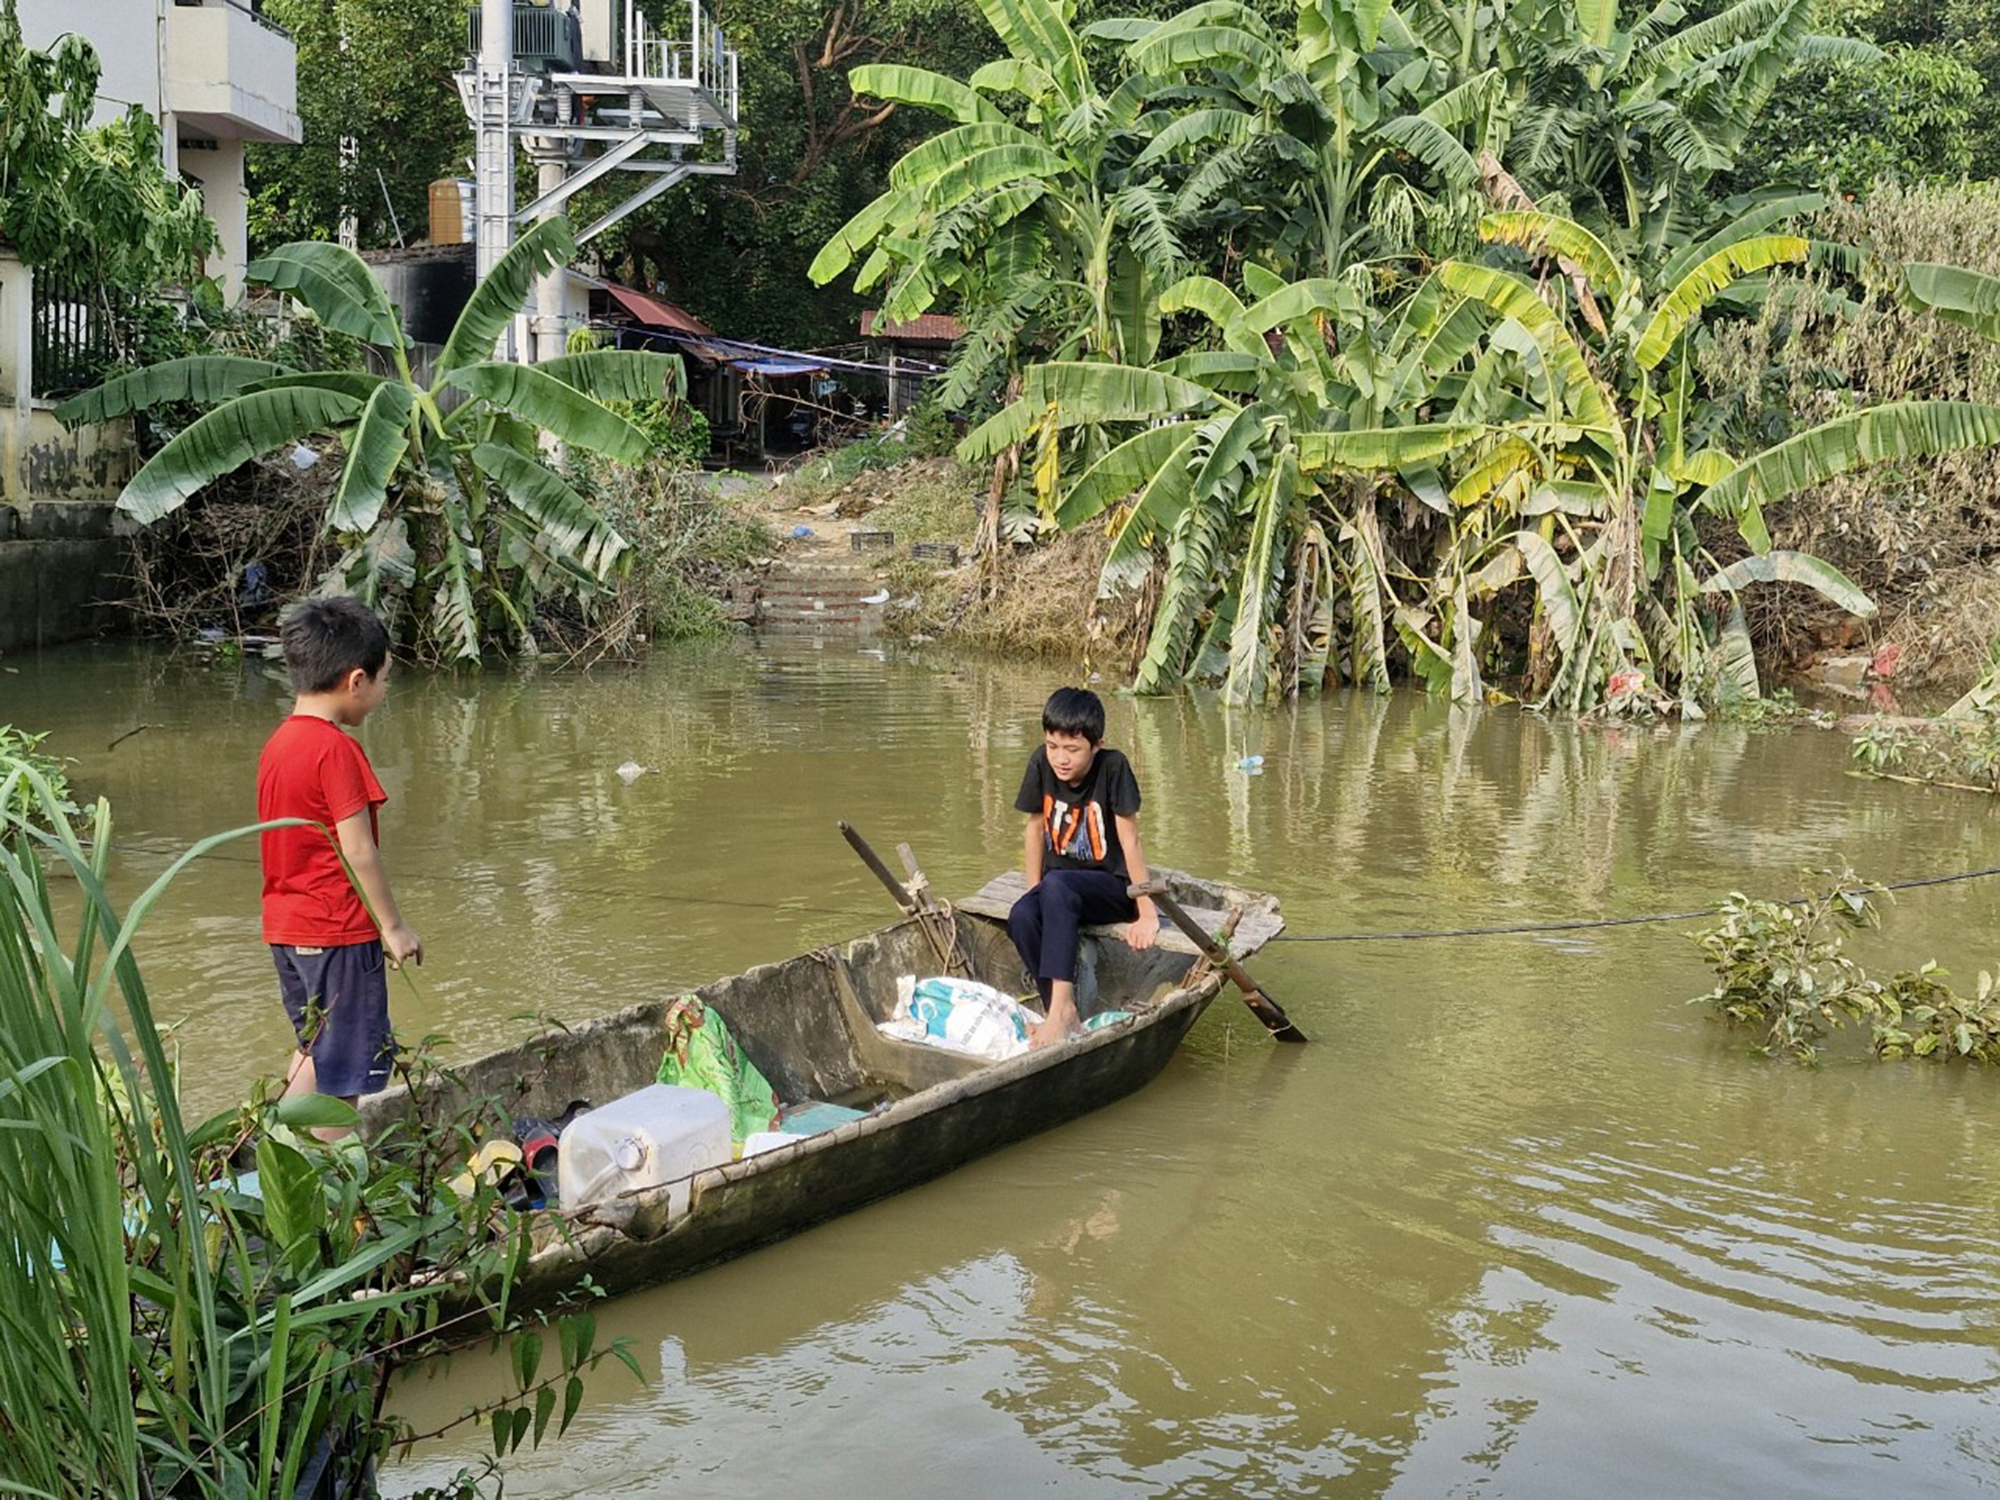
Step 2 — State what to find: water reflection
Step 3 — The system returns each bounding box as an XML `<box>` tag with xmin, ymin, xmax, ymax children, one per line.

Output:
<box><xmin>9</xmin><ymin>638</ymin><xmax>2000</xmax><ymax>1498</ymax></box>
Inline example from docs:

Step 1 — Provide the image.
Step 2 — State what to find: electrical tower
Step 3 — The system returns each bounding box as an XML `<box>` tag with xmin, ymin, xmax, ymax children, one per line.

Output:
<box><xmin>462</xmin><ymin>0</ymin><xmax>739</xmax><ymax>362</ymax></box>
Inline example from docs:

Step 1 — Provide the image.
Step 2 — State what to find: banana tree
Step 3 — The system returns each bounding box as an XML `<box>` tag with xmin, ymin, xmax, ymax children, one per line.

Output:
<box><xmin>808</xmin><ymin>0</ymin><xmax>1193</xmax><ymax>401</ymax></box>
<box><xmin>1101</xmin><ymin>0</ymin><xmax>1506</xmax><ymax>279</ymax></box>
<box><xmin>1436</xmin><ymin>210</ymin><xmax>2000</xmax><ymax>711</ymax></box>
<box><xmin>1409</xmin><ymin>0</ymin><xmax>1878</xmax><ymax>259</ymax></box>
<box><xmin>57</xmin><ymin>217</ymin><xmax>683</xmax><ymax>662</ymax></box>
<box><xmin>960</xmin><ymin>265</ymin><xmax>1518</xmax><ymax>702</ymax></box>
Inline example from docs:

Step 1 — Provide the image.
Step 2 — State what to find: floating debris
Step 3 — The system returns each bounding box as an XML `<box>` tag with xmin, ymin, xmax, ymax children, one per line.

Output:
<box><xmin>615</xmin><ymin>762</ymin><xmax>653</xmax><ymax>783</ymax></box>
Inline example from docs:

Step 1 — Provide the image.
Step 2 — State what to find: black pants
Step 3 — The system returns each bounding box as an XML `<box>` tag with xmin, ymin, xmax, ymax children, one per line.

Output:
<box><xmin>1007</xmin><ymin>869</ymin><xmax>1139</xmax><ymax>1006</ymax></box>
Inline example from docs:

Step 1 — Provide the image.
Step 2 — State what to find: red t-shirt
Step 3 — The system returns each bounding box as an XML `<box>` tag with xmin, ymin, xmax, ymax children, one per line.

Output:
<box><xmin>257</xmin><ymin>715</ymin><xmax>388</xmax><ymax>946</ymax></box>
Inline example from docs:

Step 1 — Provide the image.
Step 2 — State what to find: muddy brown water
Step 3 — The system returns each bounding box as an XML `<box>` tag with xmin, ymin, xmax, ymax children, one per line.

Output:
<box><xmin>9</xmin><ymin>639</ymin><xmax>2000</xmax><ymax>1498</ymax></box>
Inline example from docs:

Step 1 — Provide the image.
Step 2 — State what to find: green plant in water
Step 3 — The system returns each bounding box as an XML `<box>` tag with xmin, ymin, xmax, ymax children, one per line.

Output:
<box><xmin>0</xmin><ymin>725</ymin><xmax>76</xmax><ymax>830</ymax></box>
<box><xmin>55</xmin><ymin>217</ymin><xmax>685</xmax><ymax>664</ymax></box>
<box><xmin>1694</xmin><ymin>870</ymin><xmax>2000</xmax><ymax>1064</ymax></box>
<box><xmin>1875</xmin><ymin>964</ymin><xmax>2000</xmax><ymax>1063</ymax></box>
<box><xmin>1694</xmin><ymin>871</ymin><xmax>1886</xmax><ymax>1062</ymax></box>
<box><xmin>0</xmin><ymin>754</ymin><xmax>633</xmax><ymax>1497</ymax></box>
<box><xmin>1850</xmin><ymin>707</ymin><xmax>2000</xmax><ymax>792</ymax></box>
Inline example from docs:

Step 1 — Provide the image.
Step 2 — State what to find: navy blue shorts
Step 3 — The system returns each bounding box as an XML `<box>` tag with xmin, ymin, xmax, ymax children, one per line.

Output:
<box><xmin>271</xmin><ymin>940</ymin><xmax>394</xmax><ymax>1098</ymax></box>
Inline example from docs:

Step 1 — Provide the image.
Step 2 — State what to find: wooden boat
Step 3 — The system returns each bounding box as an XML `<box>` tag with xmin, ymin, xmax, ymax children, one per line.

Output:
<box><xmin>361</xmin><ymin>869</ymin><xmax>1282</xmax><ymax>1323</ymax></box>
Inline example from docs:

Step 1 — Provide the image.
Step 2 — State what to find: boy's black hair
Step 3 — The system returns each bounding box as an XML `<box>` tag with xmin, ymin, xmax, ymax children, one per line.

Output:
<box><xmin>1042</xmin><ymin>686</ymin><xmax>1106</xmax><ymax>743</ymax></box>
<box><xmin>281</xmin><ymin>596</ymin><xmax>391</xmax><ymax>695</ymax></box>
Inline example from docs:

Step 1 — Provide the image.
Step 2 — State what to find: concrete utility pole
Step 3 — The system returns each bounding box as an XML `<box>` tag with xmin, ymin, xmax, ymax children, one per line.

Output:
<box><xmin>474</xmin><ymin>0</ymin><xmax>516</xmax><ymax>359</ymax></box>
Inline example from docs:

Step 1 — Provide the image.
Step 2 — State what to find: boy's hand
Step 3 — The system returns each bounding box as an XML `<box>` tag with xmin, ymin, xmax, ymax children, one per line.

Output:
<box><xmin>383</xmin><ymin>923</ymin><xmax>423</xmax><ymax>968</ymax></box>
<box><xmin>1125</xmin><ymin>908</ymin><xmax>1160</xmax><ymax>952</ymax></box>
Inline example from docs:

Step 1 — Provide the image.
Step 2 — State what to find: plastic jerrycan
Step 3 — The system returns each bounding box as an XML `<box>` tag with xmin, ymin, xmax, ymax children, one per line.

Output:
<box><xmin>557</xmin><ymin>1085</ymin><xmax>732</xmax><ymax>1215</ymax></box>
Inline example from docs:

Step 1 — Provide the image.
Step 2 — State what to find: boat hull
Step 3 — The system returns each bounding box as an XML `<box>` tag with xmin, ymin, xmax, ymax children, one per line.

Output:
<box><xmin>363</xmin><ymin>873</ymin><xmax>1278</xmax><ymax>1324</ymax></box>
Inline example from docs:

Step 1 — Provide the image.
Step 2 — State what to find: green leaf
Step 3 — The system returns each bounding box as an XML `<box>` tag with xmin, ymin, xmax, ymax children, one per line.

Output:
<box><xmin>1576</xmin><ymin>0</ymin><xmax>1619</xmax><ymax>49</ymax></box>
<box><xmin>1240</xmin><ymin>278</ymin><xmax>1354</xmax><ymax>335</ymax></box>
<box><xmin>53</xmin><ymin>357</ymin><xmax>293</xmax><ymax>427</ymax></box>
<box><xmin>247</xmin><ymin>242</ymin><xmax>404</xmax><ymax>348</ymax></box>
<box><xmin>1699</xmin><ymin>549</ymin><xmax>1876</xmax><ymax>617</ymax></box>
<box><xmin>533</xmin><ymin>1384</ymin><xmax>558</xmax><ymax>1447</ymax></box>
<box><xmin>1058</xmin><ymin>422</ymin><xmax>1202</xmax><ymax>527</ymax></box>
<box><xmin>1437</xmin><ymin>262</ymin><xmax>1612</xmax><ymax>428</ymax></box>
<box><xmin>471</xmin><ymin>444</ymin><xmax>628</xmax><ymax>579</ymax></box>
<box><xmin>1477</xmin><ymin>212</ymin><xmax>1630</xmax><ymax>300</ymax></box>
<box><xmin>436</xmin><ymin>216</ymin><xmax>576</xmax><ymax>379</ymax></box>
<box><xmin>328</xmin><ymin>383</ymin><xmax>416</xmax><ymax>533</ymax></box>
<box><xmin>253</xmin><ymin>1135</ymin><xmax>321</xmax><ymax>1257</ymax></box>
<box><xmin>1635</xmin><ymin>235</ymin><xmax>1809</xmax><ymax>369</ymax></box>
<box><xmin>560</xmin><ymin>1376</ymin><xmax>585</xmax><ymax>1437</ymax></box>
<box><xmin>922</xmin><ymin>145</ymin><xmax>1071</xmax><ymax>215</ymax></box>
<box><xmin>1515</xmin><ymin>529</ymin><xmax>1583</xmax><ymax>659</ymax></box>
<box><xmin>117</xmin><ymin>387</ymin><xmax>363</xmax><ymax>523</ymax></box>
<box><xmin>808</xmin><ymin>188</ymin><xmax>916</xmax><ymax>285</ymax></box>
<box><xmin>1297</xmin><ymin>424</ymin><xmax>1487</xmax><ymax>472</ymax></box>
<box><xmin>449</xmin><ymin>363</ymin><xmax>650</xmax><ymax>461</ymax></box>
<box><xmin>1703</xmin><ymin>402</ymin><xmax>2000</xmax><ymax>522</ymax></box>
<box><xmin>1901</xmin><ymin>263</ymin><xmax>2000</xmax><ymax>341</ymax></box>
<box><xmin>1100</xmin><ymin>431</ymin><xmax>1201</xmax><ymax>585</ymax></box>
<box><xmin>891</xmin><ymin>122</ymin><xmax>1045</xmax><ymax>190</ymax></box>
<box><xmin>272</xmin><ymin>1095</ymin><xmax>361</xmax><ymax>1132</ymax></box>
<box><xmin>1224</xmin><ymin>454</ymin><xmax>1295</xmax><ymax>705</ymax></box>
<box><xmin>1659</xmin><ymin>193</ymin><xmax>1826</xmax><ymax>286</ymax></box>
<box><xmin>513</xmin><ymin>1330</ymin><xmax>542</xmax><ymax>1391</ymax></box>
<box><xmin>1375</xmin><ymin>113</ymin><xmax>1480</xmax><ymax>190</ymax></box>
<box><xmin>529</xmin><ymin>350</ymin><xmax>686</xmax><ymax>403</ymax></box>
<box><xmin>851</xmin><ymin>63</ymin><xmax>1004</xmax><ymax>123</ymax></box>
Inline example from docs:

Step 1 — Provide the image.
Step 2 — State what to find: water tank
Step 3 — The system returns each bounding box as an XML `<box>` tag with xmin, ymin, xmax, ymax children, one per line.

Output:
<box><xmin>428</xmin><ymin>179</ymin><xmax>473</xmax><ymax>245</ymax></box>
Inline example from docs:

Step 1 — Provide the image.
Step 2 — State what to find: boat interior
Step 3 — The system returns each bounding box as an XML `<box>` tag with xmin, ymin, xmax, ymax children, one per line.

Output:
<box><xmin>361</xmin><ymin>871</ymin><xmax>1268</xmax><ymax>1141</ymax></box>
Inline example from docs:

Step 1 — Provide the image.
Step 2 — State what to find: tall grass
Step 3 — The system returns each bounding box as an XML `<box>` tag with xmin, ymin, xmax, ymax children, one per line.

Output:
<box><xmin>0</xmin><ymin>756</ymin><xmax>621</xmax><ymax>1498</ymax></box>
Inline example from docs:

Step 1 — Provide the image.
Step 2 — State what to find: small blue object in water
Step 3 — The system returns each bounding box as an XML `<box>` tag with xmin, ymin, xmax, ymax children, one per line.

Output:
<box><xmin>790</xmin><ymin>524</ymin><xmax>815</xmax><ymax>539</ymax></box>
<box><xmin>1237</xmin><ymin>755</ymin><xmax>1265</xmax><ymax>769</ymax></box>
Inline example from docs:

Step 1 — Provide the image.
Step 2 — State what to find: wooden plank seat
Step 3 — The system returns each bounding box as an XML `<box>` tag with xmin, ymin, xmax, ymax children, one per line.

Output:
<box><xmin>956</xmin><ymin>868</ymin><xmax>1284</xmax><ymax>959</ymax></box>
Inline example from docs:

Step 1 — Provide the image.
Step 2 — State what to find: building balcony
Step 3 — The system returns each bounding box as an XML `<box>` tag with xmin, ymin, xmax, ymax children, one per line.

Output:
<box><xmin>167</xmin><ymin>0</ymin><xmax>301</xmax><ymax>144</ymax></box>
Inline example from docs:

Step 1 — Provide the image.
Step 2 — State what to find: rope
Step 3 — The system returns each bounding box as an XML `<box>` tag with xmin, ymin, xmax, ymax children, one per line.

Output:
<box><xmin>1268</xmin><ymin>864</ymin><xmax>2000</xmax><ymax>943</ymax></box>
<box><xmin>108</xmin><ymin>839</ymin><xmax>2000</xmax><ymax>949</ymax></box>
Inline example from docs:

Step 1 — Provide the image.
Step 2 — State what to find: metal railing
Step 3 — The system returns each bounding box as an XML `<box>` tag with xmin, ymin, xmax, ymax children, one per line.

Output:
<box><xmin>173</xmin><ymin>0</ymin><xmax>292</xmax><ymax>41</ymax></box>
<box><xmin>29</xmin><ymin>275</ymin><xmax>128</xmax><ymax>400</ymax></box>
<box><xmin>627</xmin><ymin>0</ymin><xmax>738</xmax><ymax>115</ymax></box>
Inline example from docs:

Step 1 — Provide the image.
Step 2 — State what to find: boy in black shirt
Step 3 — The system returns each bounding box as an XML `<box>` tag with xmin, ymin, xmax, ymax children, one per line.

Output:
<box><xmin>1009</xmin><ymin>686</ymin><xmax>1160</xmax><ymax>1048</ymax></box>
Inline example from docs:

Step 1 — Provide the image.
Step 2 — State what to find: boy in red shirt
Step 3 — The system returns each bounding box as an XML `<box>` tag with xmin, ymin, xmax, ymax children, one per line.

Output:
<box><xmin>257</xmin><ymin>597</ymin><xmax>422</xmax><ymax>1119</ymax></box>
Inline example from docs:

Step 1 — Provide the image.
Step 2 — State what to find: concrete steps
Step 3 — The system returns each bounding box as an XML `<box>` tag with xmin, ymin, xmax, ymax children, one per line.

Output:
<box><xmin>756</xmin><ymin>559</ymin><xmax>887</xmax><ymax>635</ymax></box>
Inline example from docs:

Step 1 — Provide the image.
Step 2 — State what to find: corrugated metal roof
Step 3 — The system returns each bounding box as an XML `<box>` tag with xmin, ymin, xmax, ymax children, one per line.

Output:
<box><xmin>601</xmin><ymin>282</ymin><xmax>715</xmax><ymax>337</ymax></box>
<box><xmin>860</xmin><ymin>310</ymin><xmax>965</xmax><ymax>343</ymax></box>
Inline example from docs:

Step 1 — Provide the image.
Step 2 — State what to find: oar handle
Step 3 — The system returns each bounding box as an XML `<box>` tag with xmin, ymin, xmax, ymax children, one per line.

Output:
<box><xmin>1130</xmin><ymin>880</ymin><xmax>1308</xmax><ymax>1044</ymax></box>
<box><xmin>839</xmin><ymin>821</ymin><xmax>916</xmax><ymax>914</ymax></box>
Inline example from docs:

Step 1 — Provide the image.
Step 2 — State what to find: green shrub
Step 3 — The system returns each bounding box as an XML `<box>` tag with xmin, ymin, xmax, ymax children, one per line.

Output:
<box><xmin>1693</xmin><ymin>869</ymin><xmax>2000</xmax><ymax>1064</ymax></box>
<box><xmin>0</xmin><ymin>727</ymin><xmax>77</xmax><ymax>831</ymax></box>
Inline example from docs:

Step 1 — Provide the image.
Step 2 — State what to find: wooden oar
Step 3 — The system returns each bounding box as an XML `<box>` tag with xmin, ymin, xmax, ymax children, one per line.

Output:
<box><xmin>1129</xmin><ymin>879</ymin><xmax>1308</xmax><ymax>1043</ymax></box>
<box><xmin>838</xmin><ymin>820</ymin><xmax>916</xmax><ymax>914</ymax></box>
<box><xmin>837</xmin><ymin>822</ymin><xmax>972</xmax><ymax>977</ymax></box>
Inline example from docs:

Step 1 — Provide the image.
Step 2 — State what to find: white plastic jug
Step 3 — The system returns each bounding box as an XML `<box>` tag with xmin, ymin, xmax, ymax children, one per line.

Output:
<box><xmin>556</xmin><ymin>1085</ymin><xmax>732</xmax><ymax>1216</ymax></box>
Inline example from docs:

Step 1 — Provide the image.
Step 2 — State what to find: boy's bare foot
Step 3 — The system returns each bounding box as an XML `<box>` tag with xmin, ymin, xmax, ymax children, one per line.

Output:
<box><xmin>1031</xmin><ymin>997</ymin><xmax>1080</xmax><ymax>1050</ymax></box>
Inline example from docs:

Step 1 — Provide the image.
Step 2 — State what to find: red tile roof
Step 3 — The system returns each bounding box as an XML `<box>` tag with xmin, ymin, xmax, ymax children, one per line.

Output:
<box><xmin>860</xmin><ymin>310</ymin><xmax>965</xmax><ymax>343</ymax></box>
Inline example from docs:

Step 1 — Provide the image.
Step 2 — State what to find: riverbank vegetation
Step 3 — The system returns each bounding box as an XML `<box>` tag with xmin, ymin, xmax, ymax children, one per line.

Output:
<box><xmin>807</xmin><ymin>0</ymin><xmax>2000</xmax><ymax>708</ymax></box>
<box><xmin>1695</xmin><ymin>870</ymin><xmax>2000</xmax><ymax>1063</ymax></box>
<box><xmin>58</xmin><ymin>220</ymin><xmax>769</xmax><ymax>665</ymax></box>
<box><xmin>0</xmin><ymin>758</ymin><xmax>633</xmax><ymax>1496</ymax></box>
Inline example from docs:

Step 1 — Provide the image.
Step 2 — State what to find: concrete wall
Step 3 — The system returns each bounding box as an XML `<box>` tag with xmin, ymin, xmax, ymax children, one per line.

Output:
<box><xmin>179</xmin><ymin>137</ymin><xmax>251</xmax><ymax>300</ymax></box>
<box><xmin>16</xmin><ymin>0</ymin><xmax>168</xmax><ymax>130</ymax></box>
<box><xmin>0</xmin><ymin>255</ymin><xmax>137</xmax><ymax>653</ymax></box>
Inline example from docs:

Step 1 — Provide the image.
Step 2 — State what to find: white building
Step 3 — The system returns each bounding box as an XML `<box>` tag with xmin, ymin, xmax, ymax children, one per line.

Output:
<box><xmin>15</xmin><ymin>0</ymin><xmax>301</xmax><ymax>296</ymax></box>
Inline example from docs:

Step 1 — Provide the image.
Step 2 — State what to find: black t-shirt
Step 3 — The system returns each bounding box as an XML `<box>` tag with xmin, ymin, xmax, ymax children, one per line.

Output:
<box><xmin>1014</xmin><ymin>746</ymin><xmax>1143</xmax><ymax>878</ymax></box>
